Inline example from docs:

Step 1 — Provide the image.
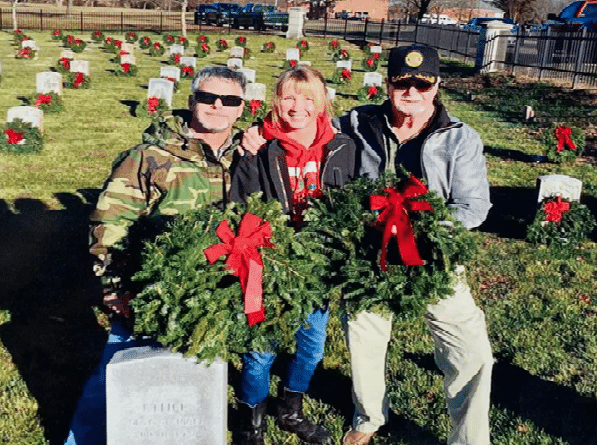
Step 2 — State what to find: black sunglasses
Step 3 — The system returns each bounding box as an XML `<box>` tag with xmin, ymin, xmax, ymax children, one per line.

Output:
<box><xmin>391</xmin><ymin>79</ymin><xmax>435</xmax><ymax>91</ymax></box>
<box><xmin>194</xmin><ymin>90</ymin><xmax>244</xmax><ymax>107</ymax></box>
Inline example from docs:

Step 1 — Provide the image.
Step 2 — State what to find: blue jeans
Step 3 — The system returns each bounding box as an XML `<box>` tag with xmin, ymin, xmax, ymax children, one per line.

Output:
<box><xmin>240</xmin><ymin>309</ymin><xmax>329</xmax><ymax>407</ymax></box>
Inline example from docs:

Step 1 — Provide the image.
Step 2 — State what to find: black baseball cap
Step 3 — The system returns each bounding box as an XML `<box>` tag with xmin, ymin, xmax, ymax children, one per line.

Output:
<box><xmin>387</xmin><ymin>45</ymin><xmax>440</xmax><ymax>85</ymax></box>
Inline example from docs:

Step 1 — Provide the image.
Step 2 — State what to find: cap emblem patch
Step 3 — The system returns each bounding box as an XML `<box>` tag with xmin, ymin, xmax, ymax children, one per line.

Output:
<box><xmin>405</xmin><ymin>51</ymin><xmax>423</xmax><ymax>68</ymax></box>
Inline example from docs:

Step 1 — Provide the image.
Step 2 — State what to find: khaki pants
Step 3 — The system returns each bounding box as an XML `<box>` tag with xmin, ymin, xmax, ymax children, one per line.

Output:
<box><xmin>345</xmin><ymin>267</ymin><xmax>493</xmax><ymax>445</ymax></box>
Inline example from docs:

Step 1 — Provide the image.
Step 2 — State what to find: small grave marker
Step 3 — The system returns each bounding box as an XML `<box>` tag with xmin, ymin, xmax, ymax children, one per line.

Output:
<box><xmin>363</xmin><ymin>72</ymin><xmax>383</xmax><ymax>87</ymax></box>
<box><xmin>36</xmin><ymin>72</ymin><xmax>63</xmax><ymax>95</ymax></box>
<box><xmin>147</xmin><ymin>78</ymin><xmax>175</xmax><ymax>107</ymax></box>
<box><xmin>60</xmin><ymin>50</ymin><xmax>75</xmax><ymax>60</ymax></box>
<box><xmin>160</xmin><ymin>66</ymin><xmax>181</xmax><ymax>82</ymax></box>
<box><xmin>245</xmin><ymin>83</ymin><xmax>266</xmax><ymax>101</ymax></box>
<box><xmin>120</xmin><ymin>54</ymin><xmax>136</xmax><ymax>65</ymax></box>
<box><xmin>238</xmin><ymin>68</ymin><xmax>256</xmax><ymax>83</ymax></box>
<box><xmin>326</xmin><ymin>86</ymin><xmax>336</xmax><ymax>100</ymax></box>
<box><xmin>7</xmin><ymin>106</ymin><xmax>43</xmax><ymax>130</ymax></box>
<box><xmin>169</xmin><ymin>45</ymin><xmax>185</xmax><ymax>56</ymax></box>
<box><xmin>336</xmin><ymin>60</ymin><xmax>352</xmax><ymax>71</ymax></box>
<box><xmin>227</xmin><ymin>58</ymin><xmax>243</xmax><ymax>70</ymax></box>
<box><xmin>230</xmin><ymin>46</ymin><xmax>245</xmax><ymax>59</ymax></box>
<box><xmin>179</xmin><ymin>57</ymin><xmax>197</xmax><ymax>69</ymax></box>
<box><xmin>537</xmin><ymin>174</ymin><xmax>582</xmax><ymax>203</ymax></box>
<box><xmin>285</xmin><ymin>48</ymin><xmax>300</xmax><ymax>61</ymax></box>
<box><xmin>70</xmin><ymin>60</ymin><xmax>90</xmax><ymax>76</ymax></box>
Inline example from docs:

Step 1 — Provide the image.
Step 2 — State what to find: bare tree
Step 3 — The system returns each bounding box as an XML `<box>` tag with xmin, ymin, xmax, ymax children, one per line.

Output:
<box><xmin>490</xmin><ymin>0</ymin><xmax>540</xmax><ymax>23</ymax></box>
<box><xmin>11</xmin><ymin>0</ymin><xmax>19</xmax><ymax>30</ymax></box>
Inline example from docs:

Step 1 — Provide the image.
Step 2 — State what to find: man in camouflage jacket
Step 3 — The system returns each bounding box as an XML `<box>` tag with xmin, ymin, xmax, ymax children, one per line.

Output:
<box><xmin>64</xmin><ymin>66</ymin><xmax>246</xmax><ymax>445</ymax></box>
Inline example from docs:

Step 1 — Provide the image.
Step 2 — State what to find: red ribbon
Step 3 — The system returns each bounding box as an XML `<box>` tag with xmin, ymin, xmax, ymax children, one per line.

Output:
<box><xmin>60</xmin><ymin>57</ymin><xmax>70</xmax><ymax>69</ymax></box>
<box><xmin>342</xmin><ymin>69</ymin><xmax>351</xmax><ymax>81</ymax></box>
<box><xmin>249</xmin><ymin>100</ymin><xmax>262</xmax><ymax>115</ymax></box>
<box><xmin>182</xmin><ymin>66</ymin><xmax>194</xmax><ymax>75</ymax></box>
<box><xmin>340</xmin><ymin>49</ymin><xmax>348</xmax><ymax>58</ymax></box>
<box><xmin>289</xmin><ymin>59</ymin><xmax>297</xmax><ymax>67</ymax></box>
<box><xmin>73</xmin><ymin>72</ymin><xmax>84</xmax><ymax>88</ymax></box>
<box><xmin>367</xmin><ymin>85</ymin><xmax>378</xmax><ymax>98</ymax></box>
<box><xmin>66</xmin><ymin>35</ymin><xmax>74</xmax><ymax>43</ymax></box>
<box><xmin>370</xmin><ymin>176</ymin><xmax>433</xmax><ymax>271</ymax></box>
<box><xmin>366</xmin><ymin>58</ymin><xmax>374</xmax><ymax>67</ymax></box>
<box><xmin>543</xmin><ymin>196</ymin><xmax>571</xmax><ymax>222</ymax></box>
<box><xmin>166</xmin><ymin>77</ymin><xmax>176</xmax><ymax>83</ymax></box>
<box><xmin>554</xmin><ymin>125</ymin><xmax>576</xmax><ymax>153</ymax></box>
<box><xmin>173</xmin><ymin>54</ymin><xmax>181</xmax><ymax>64</ymax></box>
<box><xmin>35</xmin><ymin>94</ymin><xmax>52</xmax><ymax>107</ymax></box>
<box><xmin>5</xmin><ymin>129</ymin><xmax>24</xmax><ymax>145</ymax></box>
<box><xmin>200</xmin><ymin>35</ymin><xmax>208</xmax><ymax>42</ymax></box>
<box><xmin>331</xmin><ymin>40</ymin><xmax>338</xmax><ymax>48</ymax></box>
<box><xmin>373</xmin><ymin>52</ymin><xmax>380</xmax><ymax>59</ymax></box>
<box><xmin>122</xmin><ymin>63</ymin><xmax>130</xmax><ymax>73</ymax></box>
<box><xmin>115</xmin><ymin>40</ymin><xmax>122</xmax><ymax>48</ymax></box>
<box><xmin>19</xmin><ymin>48</ymin><xmax>31</xmax><ymax>57</ymax></box>
<box><xmin>204</xmin><ymin>213</ymin><xmax>275</xmax><ymax>326</ymax></box>
<box><xmin>201</xmin><ymin>43</ymin><xmax>209</xmax><ymax>53</ymax></box>
<box><xmin>153</xmin><ymin>42</ymin><xmax>160</xmax><ymax>48</ymax></box>
<box><xmin>147</xmin><ymin>97</ymin><xmax>160</xmax><ymax>113</ymax></box>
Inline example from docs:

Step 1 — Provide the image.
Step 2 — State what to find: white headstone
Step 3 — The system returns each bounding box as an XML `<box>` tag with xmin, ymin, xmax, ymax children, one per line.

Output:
<box><xmin>537</xmin><ymin>174</ymin><xmax>582</xmax><ymax>203</ymax></box>
<box><xmin>363</xmin><ymin>72</ymin><xmax>383</xmax><ymax>87</ymax></box>
<box><xmin>120</xmin><ymin>54</ymin><xmax>136</xmax><ymax>65</ymax></box>
<box><xmin>106</xmin><ymin>347</ymin><xmax>227</xmax><ymax>445</ymax></box>
<box><xmin>370</xmin><ymin>45</ymin><xmax>382</xmax><ymax>54</ymax></box>
<box><xmin>336</xmin><ymin>60</ymin><xmax>352</xmax><ymax>71</ymax></box>
<box><xmin>179</xmin><ymin>57</ymin><xmax>197</xmax><ymax>69</ymax></box>
<box><xmin>238</xmin><ymin>68</ymin><xmax>256</xmax><ymax>83</ymax></box>
<box><xmin>523</xmin><ymin>105</ymin><xmax>535</xmax><ymax>122</ymax></box>
<box><xmin>121</xmin><ymin>42</ymin><xmax>135</xmax><ymax>54</ymax></box>
<box><xmin>285</xmin><ymin>48</ymin><xmax>300</xmax><ymax>61</ymax></box>
<box><xmin>245</xmin><ymin>83</ymin><xmax>266</xmax><ymax>101</ymax></box>
<box><xmin>60</xmin><ymin>50</ymin><xmax>75</xmax><ymax>60</ymax></box>
<box><xmin>7</xmin><ymin>106</ymin><xmax>43</xmax><ymax>130</ymax></box>
<box><xmin>21</xmin><ymin>40</ymin><xmax>38</xmax><ymax>50</ymax></box>
<box><xmin>326</xmin><ymin>86</ymin><xmax>336</xmax><ymax>100</ymax></box>
<box><xmin>169</xmin><ymin>45</ymin><xmax>185</xmax><ymax>56</ymax></box>
<box><xmin>297</xmin><ymin>61</ymin><xmax>311</xmax><ymax>66</ymax></box>
<box><xmin>227</xmin><ymin>58</ymin><xmax>243</xmax><ymax>70</ymax></box>
<box><xmin>147</xmin><ymin>78</ymin><xmax>175</xmax><ymax>107</ymax></box>
<box><xmin>160</xmin><ymin>66</ymin><xmax>181</xmax><ymax>82</ymax></box>
<box><xmin>230</xmin><ymin>46</ymin><xmax>245</xmax><ymax>59</ymax></box>
<box><xmin>36</xmin><ymin>72</ymin><xmax>62</xmax><ymax>95</ymax></box>
<box><xmin>70</xmin><ymin>60</ymin><xmax>90</xmax><ymax>76</ymax></box>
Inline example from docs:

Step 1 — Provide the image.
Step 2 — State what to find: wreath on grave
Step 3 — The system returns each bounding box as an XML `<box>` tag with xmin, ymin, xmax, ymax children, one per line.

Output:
<box><xmin>30</xmin><ymin>92</ymin><xmax>64</xmax><ymax>113</ymax></box>
<box><xmin>261</xmin><ymin>41</ymin><xmax>276</xmax><ymax>53</ymax></box>
<box><xmin>56</xmin><ymin>57</ymin><xmax>71</xmax><ymax>73</ymax></box>
<box><xmin>196</xmin><ymin>43</ymin><xmax>210</xmax><ymax>58</ymax></box>
<box><xmin>361</xmin><ymin>55</ymin><xmax>380</xmax><ymax>72</ymax></box>
<box><xmin>112</xmin><ymin>40</ymin><xmax>123</xmax><ymax>53</ymax></box>
<box><xmin>283</xmin><ymin>59</ymin><xmax>299</xmax><ymax>70</ymax></box>
<box><xmin>357</xmin><ymin>85</ymin><xmax>385</xmax><ymax>104</ymax></box>
<box><xmin>235</xmin><ymin>36</ymin><xmax>247</xmax><ymax>47</ymax></box>
<box><xmin>526</xmin><ymin>196</ymin><xmax>595</xmax><ymax>250</ymax></box>
<box><xmin>304</xmin><ymin>172</ymin><xmax>477</xmax><ymax>318</ymax></box>
<box><xmin>169</xmin><ymin>53</ymin><xmax>182</xmax><ymax>65</ymax></box>
<box><xmin>103</xmin><ymin>36</ymin><xmax>116</xmax><ymax>51</ymax></box>
<box><xmin>139</xmin><ymin>36</ymin><xmax>152</xmax><ymax>50</ymax></box>
<box><xmin>13</xmin><ymin>29</ymin><xmax>25</xmax><ymax>45</ymax></box>
<box><xmin>216</xmin><ymin>39</ymin><xmax>228</xmax><ymax>51</ymax></box>
<box><xmin>114</xmin><ymin>63</ymin><xmax>138</xmax><ymax>77</ymax></box>
<box><xmin>366</xmin><ymin>43</ymin><xmax>386</xmax><ymax>60</ymax></box>
<box><xmin>181</xmin><ymin>65</ymin><xmax>195</xmax><ymax>78</ymax></box>
<box><xmin>243</xmin><ymin>47</ymin><xmax>252</xmax><ymax>58</ymax></box>
<box><xmin>91</xmin><ymin>31</ymin><xmax>104</xmax><ymax>42</ymax></box>
<box><xmin>115</xmin><ymin>50</ymin><xmax>130</xmax><ymax>64</ymax></box>
<box><xmin>0</xmin><ymin>119</ymin><xmax>43</xmax><ymax>155</ymax></box>
<box><xmin>197</xmin><ymin>34</ymin><xmax>210</xmax><ymax>44</ymax></box>
<box><xmin>242</xmin><ymin>99</ymin><xmax>267</xmax><ymax>121</ymax></box>
<box><xmin>542</xmin><ymin>124</ymin><xmax>585</xmax><ymax>164</ymax></box>
<box><xmin>177</xmin><ymin>35</ymin><xmax>190</xmax><ymax>48</ymax></box>
<box><xmin>332</xmin><ymin>48</ymin><xmax>350</xmax><ymax>62</ymax></box>
<box><xmin>65</xmin><ymin>71</ymin><xmax>91</xmax><ymax>89</ymax></box>
<box><xmin>131</xmin><ymin>195</ymin><xmax>333</xmax><ymax>363</ymax></box>
<box><xmin>16</xmin><ymin>47</ymin><xmax>36</xmax><ymax>59</ymax></box>
<box><xmin>149</xmin><ymin>42</ymin><xmax>166</xmax><ymax>57</ymax></box>
<box><xmin>332</xmin><ymin>68</ymin><xmax>352</xmax><ymax>85</ymax></box>
<box><xmin>162</xmin><ymin>33</ymin><xmax>177</xmax><ymax>45</ymax></box>
<box><xmin>297</xmin><ymin>39</ymin><xmax>309</xmax><ymax>53</ymax></box>
<box><xmin>328</xmin><ymin>39</ymin><xmax>340</xmax><ymax>51</ymax></box>
<box><xmin>52</xmin><ymin>29</ymin><xmax>63</xmax><ymax>41</ymax></box>
<box><xmin>137</xmin><ymin>97</ymin><xmax>170</xmax><ymax>119</ymax></box>
<box><xmin>125</xmin><ymin>31</ymin><xmax>138</xmax><ymax>43</ymax></box>
<box><xmin>64</xmin><ymin>34</ymin><xmax>75</xmax><ymax>47</ymax></box>
<box><xmin>69</xmin><ymin>39</ymin><xmax>87</xmax><ymax>53</ymax></box>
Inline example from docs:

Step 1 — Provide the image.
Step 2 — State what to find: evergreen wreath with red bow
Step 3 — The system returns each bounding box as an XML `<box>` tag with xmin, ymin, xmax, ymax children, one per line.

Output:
<box><xmin>125</xmin><ymin>31</ymin><xmax>138</xmax><ymax>43</ymax></box>
<box><xmin>139</xmin><ymin>35</ymin><xmax>152</xmax><ymax>50</ymax></box>
<box><xmin>16</xmin><ymin>47</ymin><xmax>36</xmax><ymax>59</ymax></box>
<box><xmin>0</xmin><ymin>119</ymin><xmax>43</xmax><ymax>155</ymax></box>
<box><xmin>114</xmin><ymin>62</ymin><xmax>138</xmax><ymax>77</ymax></box>
<box><xmin>304</xmin><ymin>172</ymin><xmax>477</xmax><ymax>318</ymax></box>
<box><xmin>526</xmin><ymin>195</ymin><xmax>595</xmax><ymax>250</ymax></box>
<box><xmin>332</xmin><ymin>48</ymin><xmax>350</xmax><ymax>62</ymax></box>
<box><xmin>65</xmin><ymin>71</ymin><xmax>91</xmax><ymax>89</ymax></box>
<box><xmin>216</xmin><ymin>39</ymin><xmax>228</xmax><ymax>51</ymax></box>
<box><xmin>149</xmin><ymin>42</ymin><xmax>166</xmax><ymax>57</ymax></box>
<box><xmin>282</xmin><ymin>59</ymin><xmax>299</xmax><ymax>70</ymax></box>
<box><xmin>29</xmin><ymin>92</ymin><xmax>64</xmax><ymax>113</ymax></box>
<box><xmin>91</xmin><ymin>30</ymin><xmax>104</xmax><ymax>42</ymax></box>
<box><xmin>357</xmin><ymin>84</ymin><xmax>385</xmax><ymax>104</ymax></box>
<box><xmin>261</xmin><ymin>41</ymin><xmax>276</xmax><ymax>53</ymax></box>
<box><xmin>137</xmin><ymin>97</ymin><xmax>170</xmax><ymax>119</ymax></box>
<box><xmin>542</xmin><ymin>123</ymin><xmax>585</xmax><ymax>163</ymax></box>
<box><xmin>235</xmin><ymin>35</ymin><xmax>247</xmax><ymax>47</ymax></box>
<box><xmin>195</xmin><ymin>43</ymin><xmax>210</xmax><ymax>58</ymax></box>
<box><xmin>56</xmin><ymin>57</ymin><xmax>71</xmax><ymax>74</ymax></box>
<box><xmin>331</xmin><ymin>67</ymin><xmax>352</xmax><ymax>85</ymax></box>
<box><xmin>51</xmin><ymin>29</ymin><xmax>63</xmax><ymax>41</ymax></box>
<box><xmin>131</xmin><ymin>195</ymin><xmax>332</xmax><ymax>364</ymax></box>
<box><xmin>241</xmin><ymin>99</ymin><xmax>267</xmax><ymax>121</ymax></box>
<box><xmin>361</xmin><ymin>53</ymin><xmax>380</xmax><ymax>72</ymax></box>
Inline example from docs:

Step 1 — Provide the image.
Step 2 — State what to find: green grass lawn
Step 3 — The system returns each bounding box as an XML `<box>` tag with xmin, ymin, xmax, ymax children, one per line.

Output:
<box><xmin>1</xmin><ymin>29</ymin><xmax>597</xmax><ymax>445</ymax></box>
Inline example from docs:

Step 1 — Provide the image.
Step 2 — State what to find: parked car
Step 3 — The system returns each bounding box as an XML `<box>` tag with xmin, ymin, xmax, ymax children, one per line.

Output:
<box><xmin>204</xmin><ymin>3</ymin><xmax>241</xmax><ymax>26</ymax></box>
<box><xmin>420</xmin><ymin>13</ymin><xmax>458</xmax><ymax>25</ymax></box>
<box><xmin>230</xmin><ymin>4</ymin><xmax>289</xmax><ymax>31</ymax></box>
<box><xmin>464</xmin><ymin>17</ymin><xmax>516</xmax><ymax>30</ymax></box>
<box><xmin>546</xmin><ymin>0</ymin><xmax>597</xmax><ymax>31</ymax></box>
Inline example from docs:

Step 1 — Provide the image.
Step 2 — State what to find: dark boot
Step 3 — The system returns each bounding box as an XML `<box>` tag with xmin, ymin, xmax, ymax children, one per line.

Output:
<box><xmin>239</xmin><ymin>401</ymin><xmax>267</xmax><ymax>445</ymax></box>
<box><xmin>276</xmin><ymin>388</ymin><xmax>331</xmax><ymax>444</ymax></box>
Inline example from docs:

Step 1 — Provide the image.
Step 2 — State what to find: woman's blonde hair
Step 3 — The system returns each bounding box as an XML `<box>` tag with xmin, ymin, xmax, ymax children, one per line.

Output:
<box><xmin>270</xmin><ymin>66</ymin><xmax>333</xmax><ymax>128</ymax></box>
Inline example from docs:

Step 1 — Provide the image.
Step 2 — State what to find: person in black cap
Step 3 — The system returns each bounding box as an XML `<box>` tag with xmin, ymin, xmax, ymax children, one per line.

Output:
<box><xmin>334</xmin><ymin>44</ymin><xmax>493</xmax><ymax>445</ymax></box>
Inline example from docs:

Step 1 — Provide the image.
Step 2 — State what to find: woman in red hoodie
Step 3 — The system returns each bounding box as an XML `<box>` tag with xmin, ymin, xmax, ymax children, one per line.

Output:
<box><xmin>231</xmin><ymin>66</ymin><xmax>356</xmax><ymax>445</ymax></box>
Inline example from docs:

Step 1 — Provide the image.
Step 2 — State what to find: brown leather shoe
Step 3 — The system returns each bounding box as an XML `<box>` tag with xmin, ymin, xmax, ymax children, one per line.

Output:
<box><xmin>342</xmin><ymin>430</ymin><xmax>375</xmax><ymax>445</ymax></box>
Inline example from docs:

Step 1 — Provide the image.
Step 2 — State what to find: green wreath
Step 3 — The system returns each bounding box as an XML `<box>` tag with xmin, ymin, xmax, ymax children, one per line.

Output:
<box><xmin>65</xmin><ymin>71</ymin><xmax>91</xmax><ymax>89</ymax></box>
<box><xmin>332</xmin><ymin>48</ymin><xmax>350</xmax><ymax>62</ymax></box>
<box><xmin>357</xmin><ymin>85</ymin><xmax>385</xmax><ymax>104</ymax></box>
<box><xmin>304</xmin><ymin>173</ymin><xmax>477</xmax><ymax>318</ymax></box>
<box><xmin>526</xmin><ymin>196</ymin><xmax>595</xmax><ymax>250</ymax></box>
<box><xmin>328</xmin><ymin>40</ymin><xmax>340</xmax><ymax>51</ymax></box>
<box><xmin>216</xmin><ymin>39</ymin><xmax>228</xmax><ymax>51</ymax></box>
<box><xmin>197</xmin><ymin>35</ymin><xmax>210</xmax><ymax>45</ymax></box>
<box><xmin>91</xmin><ymin>31</ymin><xmax>104</xmax><ymax>42</ymax></box>
<box><xmin>16</xmin><ymin>47</ymin><xmax>36</xmax><ymax>59</ymax></box>
<box><xmin>542</xmin><ymin>124</ymin><xmax>585</xmax><ymax>163</ymax></box>
<box><xmin>52</xmin><ymin>29</ymin><xmax>63</xmax><ymax>40</ymax></box>
<box><xmin>69</xmin><ymin>39</ymin><xmax>87</xmax><ymax>53</ymax></box>
<box><xmin>56</xmin><ymin>57</ymin><xmax>71</xmax><ymax>74</ymax></box>
<box><xmin>196</xmin><ymin>43</ymin><xmax>210</xmax><ymax>58</ymax></box>
<box><xmin>361</xmin><ymin>56</ymin><xmax>379</xmax><ymax>72</ymax></box>
<box><xmin>261</xmin><ymin>41</ymin><xmax>276</xmax><ymax>53</ymax></box>
<box><xmin>331</xmin><ymin>67</ymin><xmax>352</xmax><ymax>85</ymax></box>
<box><xmin>139</xmin><ymin>36</ymin><xmax>152</xmax><ymax>50</ymax></box>
<box><xmin>235</xmin><ymin>36</ymin><xmax>248</xmax><ymax>47</ymax></box>
<box><xmin>131</xmin><ymin>195</ymin><xmax>332</xmax><ymax>363</ymax></box>
<box><xmin>283</xmin><ymin>59</ymin><xmax>299</xmax><ymax>70</ymax></box>
<box><xmin>125</xmin><ymin>31</ymin><xmax>138</xmax><ymax>43</ymax></box>
<box><xmin>0</xmin><ymin>119</ymin><xmax>43</xmax><ymax>155</ymax></box>
<box><xmin>114</xmin><ymin>63</ymin><xmax>138</xmax><ymax>77</ymax></box>
<box><xmin>149</xmin><ymin>42</ymin><xmax>166</xmax><ymax>57</ymax></box>
<box><xmin>296</xmin><ymin>39</ymin><xmax>309</xmax><ymax>52</ymax></box>
<box><xmin>177</xmin><ymin>36</ymin><xmax>190</xmax><ymax>48</ymax></box>
<box><xmin>102</xmin><ymin>37</ymin><xmax>116</xmax><ymax>51</ymax></box>
<box><xmin>29</xmin><ymin>92</ymin><xmax>64</xmax><ymax>113</ymax></box>
<box><xmin>162</xmin><ymin>33</ymin><xmax>178</xmax><ymax>45</ymax></box>
<box><xmin>137</xmin><ymin>97</ymin><xmax>170</xmax><ymax>119</ymax></box>
<box><xmin>169</xmin><ymin>53</ymin><xmax>182</xmax><ymax>65</ymax></box>
<box><xmin>241</xmin><ymin>99</ymin><xmax>267</xmax><ymax>122</ymax></box>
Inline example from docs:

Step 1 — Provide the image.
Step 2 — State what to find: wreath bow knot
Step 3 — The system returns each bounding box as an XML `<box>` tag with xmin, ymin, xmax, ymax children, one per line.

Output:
<box><xmin>554</xmin><ymin>125</ymin><xmax>576</xmax><ymax>153</ymax></box>
<box><xmin>204</xmin><ymin>213</ymin><xmax>275</xmax><ymax>326</ymax></box>
<box><xmin>543</xmin><ymin>196</ymin><xmax>571</xmax><ymax>222</ymax></box>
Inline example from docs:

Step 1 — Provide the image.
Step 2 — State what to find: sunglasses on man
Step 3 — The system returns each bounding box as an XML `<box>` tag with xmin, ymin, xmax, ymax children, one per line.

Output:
<box><xmin>390</xmin><ymin>79</ymin><xmax>436</xmax><ymax>91</ymax></box>
<box><xmin>194</xmin><ymin>90</ymin><xmax>244</xmax><ymax>107</ymax></box>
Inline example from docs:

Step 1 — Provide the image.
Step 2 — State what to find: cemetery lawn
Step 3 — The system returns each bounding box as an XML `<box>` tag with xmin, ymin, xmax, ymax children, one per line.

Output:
<box><xmin>1</xmin><ymin>29</ymin><xmax>597</xmax><ymax>445</ymax></box>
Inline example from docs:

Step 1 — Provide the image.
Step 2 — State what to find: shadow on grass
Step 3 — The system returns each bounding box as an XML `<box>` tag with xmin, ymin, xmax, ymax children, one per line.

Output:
<box><xmin>120</xmin><ymin>99</ymin><xmax>139</xmax><ymax>117</ymax></box>
<box><xmin>479</xmin><ymin>185</ymin><xmax>537</xmax><ymax>240</ymax></box>
<box><xmin>0</xmin><ymin>192</ymin><xmax>106</xmax><ymax>445</ymax></box>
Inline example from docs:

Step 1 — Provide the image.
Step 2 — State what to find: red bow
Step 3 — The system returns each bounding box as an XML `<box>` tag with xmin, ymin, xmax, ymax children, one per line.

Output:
<box><xmin>119</xmin><ymin>50</ymin><xmax>128</xmax><ymax>56</ymax></box>
<box><xmin>366</xmin><ymin>58</ymin><xmax>374</xmax><ymax>67</ymax></box>
<box><xmin>289</xmin><ymin>59</ymin><xmax>297</xmax><ymax>67</ymax></box>
<box><xmin>121</xmin><ymin>63</ymin><xmax>130</xmax><ymax>73</ymax></box>
<box><xmin>153</xmin><ymin>42</ymin><xmax>160</xmax><ymax>48</ymax></box>
<box><xmin>35</xmin><ymin>94</ymin><xmax>52</xmax><ymax>107</ymax></box>
<box><xmin>5</xmin><ymin>129</ymin><xmax>24</xmax><ymax>145</ymax></box>
<box><xmin>340</xmin><ymin>49</ymin><xmax>348</xmax><ymax>58</ymax></box>
<box><xmin>60</xmin><ymin>57</ymin><xmax>70</xmax><ymax>69</ymax></box>
<box><xmin>249</xmin><ymin>100</ymin><xmax>262</xmax><ymax>115</ymax></box>
<box><xmin>543</xmin><ymin>196</ymin><xmax>571</xmax><ymax>222</ymax></box>
<box><xmin>239</xmin><ymin>36</ymin><xmax>246</xmax><ymax>42</ymax></box>
<box><xmin>53</xmin><ymin>29</ymin><xmax>61</xmax><ymax>35</ymax></box>
<box><xmin>331</xmin><ymin>40</ymin><xmax>338</xmax><ymax>48</ymax></box>
<box><xmin>167</xmin><ymin>35</ymin><xmax>174</xmax><ymax>41</ymax></box>
<box><xmin>373</xmin><ymin>53</ymin><xmax>380</xmax><ymax>59</ymax></box>
<box><xmin>174</xmin><ymin>54</ymin><xmax>181</xmax><ymax>63</ymax></box>
<box><xmin>204</xmin><ymin>214</ymin><xmax>275</xmax><ymax>326</ymax></box>
<box><xmin>201</xmin><ymin>43</ymin><xmax>209</xmax><ymax>52</ymax></box>
<box><xmin>554</xmin><ymin>125</ymin><xmax>576</xmax><ymax>153</ymax></box>
<box><xmin>182</xmin><ymin>66</ymin><xmax>194</xmax><ymax>75</ymax></box>
<box><xmin>19</xmin><ymin>48</ymin><xmax>31</xmax><ymax>57</ymax></box>
<box><xmin>106</xmin><ymin>37</ymin><xmax>113</xmax><ymax>43</ymax></box>
<box><xmin>200</xmin><ymin>35</ymin><xmax>208</xmax><ymax>42</ymax></box>
<box><xmin>73</xmin><ymin>72</ymin><xmax>84</xmax><ymax>88</ymax></box>
<box><xmin>367</xmin><ymin>86</ymin><xmax>378</xmax><ymax>98</ymax></box>
<box><xmin>370</xmin><ymin>176</ymin><xmax>433</xmax><ymax>271</ymax></box>
<box><xmin>147</xmin><ymin>97</ymin><xmax>160</xmax><ymax>113</ymax></box>
<box><xmin>114</xmin><ymin>40</ymin><xmax>122</xmax><ymax>48</ymax></box>
<box><xmin>66</xmin><ymin>35</ymin><xmax>74</xmax><ymax>43</ymax></box>
<box><xmin>342</xmin><ymin>69</ymin><xmax>351</xmax><ymax>81</ymax></box>
<box><xmin>166</xmin><ymin>77</ymin><xmax>176</xmax><ymax>83</ymax></box>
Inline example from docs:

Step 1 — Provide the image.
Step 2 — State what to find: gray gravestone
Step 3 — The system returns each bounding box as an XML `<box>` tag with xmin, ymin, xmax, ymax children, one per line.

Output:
<box><xmin>60</xmin><ymin>49</ymin><xmax>75</xmax><ymax>60</ymax></box>
<box><xmin>285</xmin><ymin>48</ymin><xmax>300</xmax><ymax>61</ymax></box>
<box><xmin>230</xmin><ymin>46</ymin><xmax>245</xmax><ymax>59</ymax></box>
<box><xmin>370</xmin><ymin>45</ymin><xmax>382</xmax><ymax>54</ymax></box>
<box><xmin>238</xmin><ymin>68</ymin><xmax>256</xmax><ymax>83</ymax></box>
<box><xmin>70</xmin><ymin>60</ymin><xmax>90</xmax><ymax>76</ymax></box>
<box><xmin>106</xmin><ymin>347</ymin><xmax>227</xmax><ymax>445</ymax></box>
<box><xmin>160</xmin><ymin>66</ymin><xmax>181</xmax><ymax>82</ymax></box>
<box><xmin>22</xmin><ymin>40</ymin><xmax>38</xmax><ymax>50</ymax></box>
<box><xmin>537</xmin><ymin>174</ymin><xmax>582</xmax><ymax>203</ymax></box>
<box><xmin>245</xmin><ymin>83</ymin><xmax>266</xmax><ymax>101</ymax></box>
<box><xmin>180</xmin><ymin>57</ymin><xmax>197</xmax><ymax>69</ymax></box>
<box><xmin>120</xmin><ymin>54</ymin><xmax>136</xmax><ymax>65</ymax></box>
<box><xmin>336</xmin><ymin>60</ymin><xmax>352</xmax><ymax>71</ymax></box>
<box><xmin>326</xmin><ymin>86</ymin><xmax>336</xmax><ymax>100</ymax></box>
<box><xmin>169</xmin><ymin>45</ymin><xmax>185</xmax><ymax>56</ymax></box>
<box><xmin>227</xmin><ymin>58</ymin><xmax>243</xmax><ymax>70</ymax></box>
<box><xmin>36</xmin><ymin>72</ymin><xmax>63</xmax><ymax>95</ymax></box>
<box><xmin>147</xmin><ymin>78</ymin><xmax>175</xmax><ymax>106</ymax></box>
<box><xmin>7</xmin><ymin>106</ymin><xmax>43</xmax><ymax>130</ymax></box>
<box><xmin>121</xmin><ymin>42</ymin><xmax>135</xmax><ymax>54</ymax></box>
<box><xmin>363</xmin><ymin>72</ymin><xmax>383</xmax><ymax>87</ymax></box>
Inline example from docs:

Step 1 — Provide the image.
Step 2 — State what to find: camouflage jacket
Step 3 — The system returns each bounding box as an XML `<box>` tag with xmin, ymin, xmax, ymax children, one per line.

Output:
<box><xmin>89</xmin><ymin>110</ymin><xmax>242</xmax><ymax>289</ymax></box>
